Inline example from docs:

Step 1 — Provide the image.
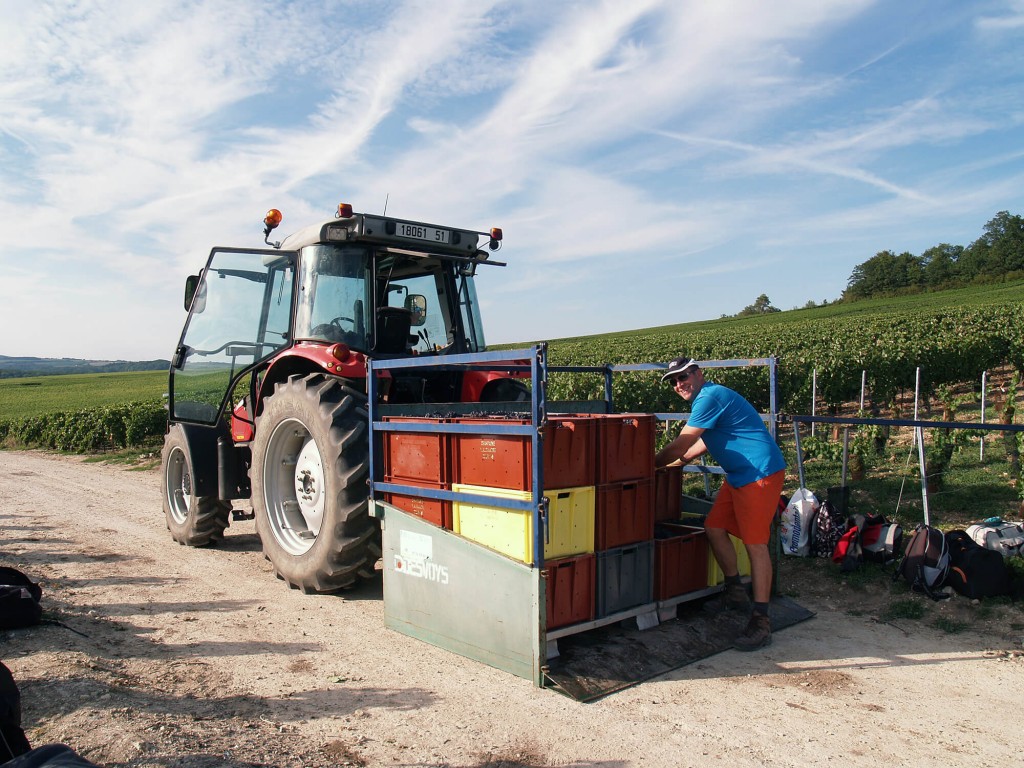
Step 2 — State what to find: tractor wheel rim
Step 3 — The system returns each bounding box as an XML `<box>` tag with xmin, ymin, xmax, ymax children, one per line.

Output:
<box><xmin>165</xmin><ymin>446</ymin><xmax>191</xmax><ymax>525</ymax></box>
<box><xmin>264</xmin><ymin>418</ymin><xmax>322</xmax><ymax>555</ymax></box>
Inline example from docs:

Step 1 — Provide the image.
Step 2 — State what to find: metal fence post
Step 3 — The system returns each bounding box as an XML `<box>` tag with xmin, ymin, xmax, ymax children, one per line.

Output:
<box><xmin>916</xmin><ymin>426</ymin><xmax>930</xmax><ymax>527</ymax></box>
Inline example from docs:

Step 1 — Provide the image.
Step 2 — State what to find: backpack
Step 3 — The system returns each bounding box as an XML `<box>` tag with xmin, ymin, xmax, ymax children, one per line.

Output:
<box><xmin>0</xmin><ymin>567</ymin><xmax>42</xmax><ymax>630</ymax></box>
<box><xmin>780</xmin><ymin>488</ymin><xmax>818</xmax><ymax>557</ymax></box>
<box><xmin>831</xmin><ymin>514</ymin><xmax>902</xmax><ymax>571</ymax></box>
<box><xmin>965</xmin><ymin>520</ymin><xmax>1024</xmax><ymax>559</ymax></box>
<box><xmin>810</xmin><ymin>499</ymin><xmax>847</xmax><ymax>558</ymax></box>
<box><xmin>945</xmin><ymin>530</ymin><xmax>1011</xmax><ymax>599</ymax></box>
<box><xmin>895</xmin><ymin>524</ymin><xmax>950</xmax><ymax>600</ymax></box>
<box><xmin>860</xmin><ymin>518</ymin><xmax>903</xmax><ymax>564</ymax></box>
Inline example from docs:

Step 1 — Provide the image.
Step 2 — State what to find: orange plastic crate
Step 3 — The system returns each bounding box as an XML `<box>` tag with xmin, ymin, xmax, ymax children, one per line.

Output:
<box><xmin>592</xmin><ymin>413</ymin><xmax>655</xmax><ymax>484</ymax></box>
<box><xmin>453</xmin><ymin>415</ymin><xmax>596</xmax><ymax>490</ymax></box>
<box><xmin>382</xmin><ymin>416</ymin><xmax>451</xmax><ymax>485</ymax></box>
<box><xmin>654</xmin><ymin>525</ymin><xmax>708</xmax><ymax>600</ymax></box>
<box><xmin>654</xmin><ymin>465</ymin><xmax>682</xmax><ymax>522</ymax></box>
<box><xmin>545</xmin><ymin>553</ymin><xmax>596</xmax><ymax>630</ymax></box>
<box><xmin>383</xmin><ymin>479</ymin><xmax>452</xmax><ymax>529</ymax></box>
<box><xmin>595</xmin><ymin>479</ymin><xmax>654</xmax><ymax>550</ymax></box>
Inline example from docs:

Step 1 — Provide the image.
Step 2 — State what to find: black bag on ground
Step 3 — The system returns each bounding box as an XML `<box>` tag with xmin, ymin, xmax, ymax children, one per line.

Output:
<box><xmin>0</xmin><ymin>568</ymin><xmax>42</xmax><ymax>630</ymax></box>
<box><xmin>895</xmin><ymin>524</ymin><xmax>950</xmax><ymax>600</ymax></box>
<box><xmin>810</xmin><ymin>500</ymin><xmax>847</xmax><ymax>558</ymax></box>
<box><xmin>0</xmin><ymin>744</ymin><xmax>102</xmax><ymax>767</ymax></box>
<box><xmin>1</xmin><ymin>660</ymin><xmax>33</xmax><ymax>762</ymax></box>
<box><xmin>945</xmin><ymin>530</ymin><xmax>1010</xmax><ymax>599</ymax></box>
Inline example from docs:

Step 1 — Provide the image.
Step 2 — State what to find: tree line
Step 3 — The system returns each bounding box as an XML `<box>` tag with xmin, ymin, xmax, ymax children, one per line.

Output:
<box><xmin>843</xmin><ymin>210</ymin><xmax>1024</xmax><ymax>300</ymax></box>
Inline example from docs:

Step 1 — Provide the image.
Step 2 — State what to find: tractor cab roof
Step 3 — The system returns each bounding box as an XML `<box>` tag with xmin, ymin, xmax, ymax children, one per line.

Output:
<box><xmin>275</xmin><ymin>210</ymin><xmax>501</xmax><ymax>266</ymax></box>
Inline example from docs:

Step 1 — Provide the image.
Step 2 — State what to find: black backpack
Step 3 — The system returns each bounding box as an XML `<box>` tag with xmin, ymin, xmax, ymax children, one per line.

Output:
<box><xmin>0</xmin><ymin>568</ymin><xmax>42</xmax><ymax>631</ymax></box>
<box><xmin>810</xmin><ymin>500</ymin><xmax>847</xmax><ymax>558</ymax></box>
<box><xmin>1</xmin><ymin>661</ymin><xmax>32</xmax><ymax>762</ymax></box>
<box><xmin>945</xmin><ymin>530</ymin><xmax>1010</xmax><ymax>599</ymax></box>
<box><xmin>895</xmin><ymin>524</ymin><xmax>950</xmax><ymax>600</ymax></box>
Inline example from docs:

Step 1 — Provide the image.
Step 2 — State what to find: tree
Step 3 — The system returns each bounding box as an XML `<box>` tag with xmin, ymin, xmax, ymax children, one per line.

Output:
<box><xmin>738</xmin><ymin>294</ymin><xmax>781</xmax><ymax>316</ymax></box>
<box><xmin>844</xmin><ymin>250</ymin><xmax>924</xmax><ymax>299</ymax></box>
<box><xmin>920</xmin><ymin>243</ymin><xmax>963</xmax><ymax>288</ymax></box>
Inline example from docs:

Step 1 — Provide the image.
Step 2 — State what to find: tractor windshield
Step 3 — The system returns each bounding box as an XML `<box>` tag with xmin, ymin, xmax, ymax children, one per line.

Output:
<box><xmin>294</xmin><ymin>245</ymin><xmax>373</xmax><ymax>348</ymax></box>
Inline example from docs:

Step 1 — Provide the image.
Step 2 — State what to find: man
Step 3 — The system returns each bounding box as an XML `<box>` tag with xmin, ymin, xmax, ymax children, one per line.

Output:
<box><xmin>655</xmin><ymin>356</ymin><xmax>786</xmax><ymax>651</ymax></box>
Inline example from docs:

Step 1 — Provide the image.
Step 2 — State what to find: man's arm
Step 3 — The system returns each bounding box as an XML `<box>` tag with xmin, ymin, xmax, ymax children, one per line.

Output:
<box><xmin>655</xmin><ymin>424</ymin><xmax>707</xmax><ymax>468</ymax></box>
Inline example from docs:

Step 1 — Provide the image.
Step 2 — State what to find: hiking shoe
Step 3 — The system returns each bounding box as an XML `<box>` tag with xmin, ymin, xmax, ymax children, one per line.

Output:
<box><xmin>702</xmin><ymin>581</ymin><xmax>751</xmax><ymax>614</ymax></box>
<box><xmin>733</xmin><ymin>612</ymin><xmax>772</xmax><ymax>652</ymax></box>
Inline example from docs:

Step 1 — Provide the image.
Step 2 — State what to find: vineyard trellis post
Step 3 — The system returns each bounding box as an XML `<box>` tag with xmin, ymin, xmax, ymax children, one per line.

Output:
<box><xmin>915</xmin><ymin>426</ymin><xmax>931</xmax><ymax>526</ymax></box>
<box><xmin>811</xmin><ymin>369</ymin><xmax>817</xmax><ymax>436</ymax></box>
<box><xmin>912</xmin><ymin>367</ymin><xmax>921</xmax><ymax>447</ymax></box>
<box><xmin>980</xmin><ymin>370</ymin><xmax>987</xmax><ymax>461</ymax></box>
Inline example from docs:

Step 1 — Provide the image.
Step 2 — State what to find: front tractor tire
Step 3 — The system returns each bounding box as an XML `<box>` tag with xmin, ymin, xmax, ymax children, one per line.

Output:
<box><xmin>161</xmin><ymin>425</ymin><xmax>232</xmax><ymax>546</ymax></box>
<box><xmin>251</xmin><ymin>373</ymin><xmax>378</xmax><ymax>593</ymax></box>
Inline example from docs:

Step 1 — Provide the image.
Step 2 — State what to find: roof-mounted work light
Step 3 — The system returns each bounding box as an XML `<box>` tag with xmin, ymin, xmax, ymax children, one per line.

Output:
<box><xmin>263</xmin><ymin>208</ymin><xmax>283</xmax><ymax>248</ymax></box>
<box><xmin>488</xmin><ymin>227</ymin><xmax>503</xmax><ymax>251</ymax></box>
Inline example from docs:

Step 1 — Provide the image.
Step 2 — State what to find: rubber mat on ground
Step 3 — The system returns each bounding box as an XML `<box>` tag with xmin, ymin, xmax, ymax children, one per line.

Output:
<box><xmin>543</xmin><ymin>595</ymin><xmax>814</xmax><ymax>702</ymax></box>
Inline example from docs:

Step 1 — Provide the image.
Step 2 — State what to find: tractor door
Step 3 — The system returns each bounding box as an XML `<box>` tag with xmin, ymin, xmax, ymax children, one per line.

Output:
<box><xmin>169</xmin><ymin>248</ymin><xmax>296</xmax><ymax>425</ymax></box>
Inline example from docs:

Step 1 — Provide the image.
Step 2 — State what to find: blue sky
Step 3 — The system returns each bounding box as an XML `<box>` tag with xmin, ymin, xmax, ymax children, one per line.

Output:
<box><xmin>2</xmin><ymin>0</ymin><xmax>1023</xmax><ymax>361</ymax></box>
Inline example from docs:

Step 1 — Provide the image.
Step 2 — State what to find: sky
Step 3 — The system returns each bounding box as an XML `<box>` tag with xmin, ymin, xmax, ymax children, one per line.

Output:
<box><xmin>2</xmin><ymin>0</ymin><xmax>1023</xmax><ymax>362</ymax></box>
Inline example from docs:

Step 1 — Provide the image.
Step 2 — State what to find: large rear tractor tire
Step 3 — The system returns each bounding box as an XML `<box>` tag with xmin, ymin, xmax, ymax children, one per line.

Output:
<box><xmin>251</xmin><ymin>373</ymin><xmax>378</xmax><ymax>593</ymax></box>
<box><xmin>161</xmin><ymin>425</ymin><xmax>232</xmax><ymax>546</ymax></box>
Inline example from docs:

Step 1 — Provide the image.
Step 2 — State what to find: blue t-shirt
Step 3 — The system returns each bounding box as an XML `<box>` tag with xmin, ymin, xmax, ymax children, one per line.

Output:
<box><xmin>686</xmin><ymin>381</ymin><xmax>786</xmax><ymax>488</ymax></box>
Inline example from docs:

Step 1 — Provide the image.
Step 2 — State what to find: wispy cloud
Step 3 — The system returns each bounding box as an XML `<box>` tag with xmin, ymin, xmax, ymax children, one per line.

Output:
<box><xmin>1</xmin><ymin>0</ymin><xmax>1021</xmax><ymax>356</ymax></box>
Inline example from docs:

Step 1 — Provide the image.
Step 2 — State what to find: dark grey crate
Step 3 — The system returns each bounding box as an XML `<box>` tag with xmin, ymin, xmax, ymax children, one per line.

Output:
<box><xmin>596</xmin><ymin>541</ymin><xmax>654</xmax><ymax>617</ymax></box>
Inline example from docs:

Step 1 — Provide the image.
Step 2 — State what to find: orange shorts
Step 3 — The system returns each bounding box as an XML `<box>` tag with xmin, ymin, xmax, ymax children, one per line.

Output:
<box><xmin>705</xmin><ymin>470</ymin><xmax>785</xmax><ymax>546</ymax></box>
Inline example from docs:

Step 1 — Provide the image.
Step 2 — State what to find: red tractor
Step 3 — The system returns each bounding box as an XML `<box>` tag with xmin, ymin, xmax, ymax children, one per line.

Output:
<box><xmin>161</xmin><ymin>203</ymin><xmax>524</xmax><ymax>593</ymax></box>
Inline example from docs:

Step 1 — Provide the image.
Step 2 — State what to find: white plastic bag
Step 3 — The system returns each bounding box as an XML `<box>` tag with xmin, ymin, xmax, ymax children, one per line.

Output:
<box><xmin>780</xmin><ymin>488</ymin><xmax>819</xmax><ymax>557</ymax></box>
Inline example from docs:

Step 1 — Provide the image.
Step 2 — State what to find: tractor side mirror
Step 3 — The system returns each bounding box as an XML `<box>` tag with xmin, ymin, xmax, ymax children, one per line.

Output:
<box><xmin>185</xmin><ymin>274</ymin><xmax>206</xmax><ymax>313</ymax></box>
<box><xmin>405</xmin><ymin>294</ymin><xmax>427</xmax><ymax>327</ymax></box>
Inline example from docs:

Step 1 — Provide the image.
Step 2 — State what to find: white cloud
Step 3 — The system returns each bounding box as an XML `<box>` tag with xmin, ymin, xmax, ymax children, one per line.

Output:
<box><xmin>1</xmin><ymin>0</ymin><xmax>1022</xmax><ymax>358</ymax></box>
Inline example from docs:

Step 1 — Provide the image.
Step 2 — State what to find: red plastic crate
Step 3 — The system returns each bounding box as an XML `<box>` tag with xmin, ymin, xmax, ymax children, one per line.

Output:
<box><xmin>453</xmin><ymin>415</ymin><xmax>596</xmax><ymax>490</ymax></box>
<box><xmin>383</xmin><ymin>479</ymin><xmax>452</xmax><ymax>529</ymax></box>
<box><xmin>382</xmin><ymin>416</ymin><xmax>451</xmax><ymax>485</ymax></box>
<box><xmin>592</xmin><ymin>413</ymin><xmax>656</xmax><ymax>484</ymax></box>
<box><xmin>654</xmin><ymin>525</ymin><xmax>709</xmax><ymax>600</ymax></box>
<box><xmin>545</xmin><ymin>553</ymin><xmax>596</xmax><ymax>630</ymax></box>
<box><xmin>654</xmin><ymin>466</ymin><xmax>682</xmax><ymax>522</ymax></box>
<box><xmin>595</xmin><ymin>479</ymin><xmax>654</xmax><ymax>551</ymax></box>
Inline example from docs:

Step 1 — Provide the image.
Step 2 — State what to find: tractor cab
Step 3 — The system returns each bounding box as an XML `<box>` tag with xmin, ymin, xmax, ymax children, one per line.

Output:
<box><xmin>169</xmin><ymin>205</ymin><xmax>505</xmax><ymax>426</ymax></box>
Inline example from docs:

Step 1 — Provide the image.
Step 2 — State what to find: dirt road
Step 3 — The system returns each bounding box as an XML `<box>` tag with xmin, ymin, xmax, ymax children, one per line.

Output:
<box><xmin>1</xmin><ymin>451</ymin><xmax>1021</xmax><ymax>767</ymax></box>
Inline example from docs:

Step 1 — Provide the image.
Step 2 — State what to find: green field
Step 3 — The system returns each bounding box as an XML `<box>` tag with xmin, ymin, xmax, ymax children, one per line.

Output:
<box><xmin>0</xmin><ymin>370</ymin><xmax>168</xmax><ymax>420</ymax></box>
<box><xmin>3</xmin><ymin>280</ymin><xmax>1022</xmax><ymax>422</ymax></box>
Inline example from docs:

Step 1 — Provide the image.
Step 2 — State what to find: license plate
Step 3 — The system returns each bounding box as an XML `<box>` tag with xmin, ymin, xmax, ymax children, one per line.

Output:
<box><xmin>396</xmin><ymin>222</ymin><xmax>450</xmax><ymax>244</ymax></box>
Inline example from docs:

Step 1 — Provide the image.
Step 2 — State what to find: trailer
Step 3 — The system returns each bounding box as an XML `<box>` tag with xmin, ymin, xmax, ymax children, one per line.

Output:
<box><xmin>368</xmin><ymin>346</ymin><xmax>813</xmax><ymax>699</ymax></box>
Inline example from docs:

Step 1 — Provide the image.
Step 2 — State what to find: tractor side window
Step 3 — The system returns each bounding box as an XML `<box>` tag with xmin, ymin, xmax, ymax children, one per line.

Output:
<box><xmin>171</xmin><ymin>249</ymin><xmax>294</xmax><ymax>424</ymax></box>
<box><xmin>457</xmin><ymin>274</ymin><xmax>486</xmax><ymax>352</ymax></box>
<box><xmin>387</xmin><ymin>273</ymin><xmax>453</xmax><ymax>353</ymax></box>
<box><xmin>262</xmin><ymin>265</ymin><xmax>293</xmax><ymax>349</ymax></box>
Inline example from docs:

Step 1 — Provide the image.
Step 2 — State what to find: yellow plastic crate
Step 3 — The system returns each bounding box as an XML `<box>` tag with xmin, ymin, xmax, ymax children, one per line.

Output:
<box><xmin>707</xmin><ymin>534</ymin><xmax>752</xmax><ymax>586</ymax></box>
<box><xmin>452</xmin><ymin>483</ymin><xmax>595</xmax><ymax>565</ymax></box>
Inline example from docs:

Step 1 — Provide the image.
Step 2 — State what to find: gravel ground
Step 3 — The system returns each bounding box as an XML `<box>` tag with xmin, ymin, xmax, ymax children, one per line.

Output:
<box><xmin>2</xmin><ymin>450</ymin><xmax>1022</xmax><ymax>768</ymax></box>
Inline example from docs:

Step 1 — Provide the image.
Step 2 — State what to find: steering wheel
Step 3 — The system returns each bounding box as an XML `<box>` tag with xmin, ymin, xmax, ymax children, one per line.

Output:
<box><xmin>329</xmin><ymin>316</ymin><xmax>355</xmax><ymax>331</ymax></box>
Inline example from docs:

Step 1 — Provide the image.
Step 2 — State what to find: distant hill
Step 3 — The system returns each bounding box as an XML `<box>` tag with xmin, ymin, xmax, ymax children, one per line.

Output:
<box><xmin>0</xmin><ymin>356</ymin><xmax>170</xmax><ymax>379</ymax></box>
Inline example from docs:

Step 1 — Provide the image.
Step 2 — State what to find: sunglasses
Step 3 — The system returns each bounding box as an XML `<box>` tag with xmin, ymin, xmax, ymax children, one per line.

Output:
<box><xmin>671</xmin><ymin>369</ymin><xmax>697</xmax><ymax>385</ymax></box>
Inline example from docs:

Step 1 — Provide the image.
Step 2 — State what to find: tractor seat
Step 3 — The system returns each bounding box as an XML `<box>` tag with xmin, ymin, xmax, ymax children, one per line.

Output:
<box><xmin>374</xmin><ymin>307</ymin><xmax>414</xmax><ymax>354</ymax></box>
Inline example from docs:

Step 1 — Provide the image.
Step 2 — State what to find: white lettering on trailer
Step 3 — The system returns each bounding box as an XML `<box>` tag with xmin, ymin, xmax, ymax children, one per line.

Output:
<box><xmin>395</xmin><ymin>530</ymin><xmax>449</xmax><ymax>584</ymax></box>
<box><xmin>394</xmin><ymin>555</ymin><xmax>449</xmax><ymax>585</ymax></box>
